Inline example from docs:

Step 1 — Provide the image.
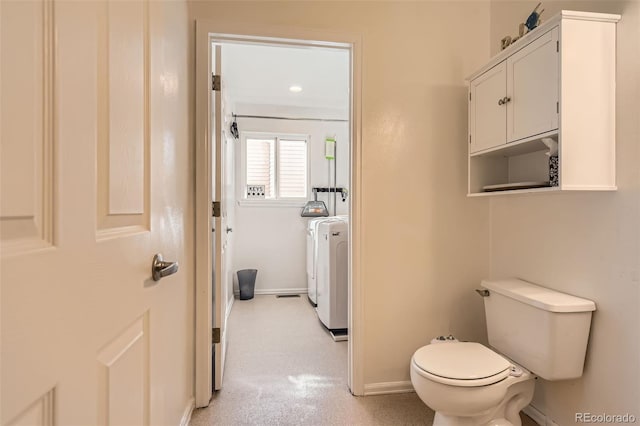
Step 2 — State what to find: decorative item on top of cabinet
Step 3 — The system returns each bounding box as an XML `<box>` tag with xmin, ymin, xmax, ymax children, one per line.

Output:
<box><xmin>501</xmin><ymin>2</ymin><xmax>546</xmax><ymax>50</ymax></box>
<box><xmin>525</xmin><ymin>3</ymin><xmax>545</xmax><ymax>31</ymax></box>
<box><xmin>467</xmin><ymin>10</ymin><xmax>620</xmax><ymax>196</ymax></box>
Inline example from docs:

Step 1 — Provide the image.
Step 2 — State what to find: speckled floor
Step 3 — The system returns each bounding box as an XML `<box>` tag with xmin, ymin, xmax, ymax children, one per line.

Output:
<box><xmin>189</xmin><ymin>295</ymin><xmax>538</xmax><ymax>426</ymax></box>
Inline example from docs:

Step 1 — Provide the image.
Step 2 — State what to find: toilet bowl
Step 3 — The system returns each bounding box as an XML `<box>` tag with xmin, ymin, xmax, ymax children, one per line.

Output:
<box><xmin>409</xmin><ymin>278</ymin><xmax>597</xmax><ymax>426</ymax></box>
<box><xmin>410</xmin><ymin>342</ymin><xmax>535</xmax><ymax>426</ymax></box>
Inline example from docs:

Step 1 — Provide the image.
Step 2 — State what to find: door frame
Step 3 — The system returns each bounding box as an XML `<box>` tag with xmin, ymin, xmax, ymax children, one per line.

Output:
<box><xmin>194</xmin><ymin>20</ymin><xmax>364</xmax><ymax>407</ymax></box>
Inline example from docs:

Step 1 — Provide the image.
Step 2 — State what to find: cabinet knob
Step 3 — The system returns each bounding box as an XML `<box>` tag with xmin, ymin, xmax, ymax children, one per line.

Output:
<box><xmin>498</xmin><ymin>96</ymin><xmax>511</xmax><ymax>106</ymax></box>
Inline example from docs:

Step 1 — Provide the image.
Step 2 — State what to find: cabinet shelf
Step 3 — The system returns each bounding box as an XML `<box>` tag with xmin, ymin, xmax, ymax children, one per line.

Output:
<box><xmin>468</xmin><ymin>186</ymin><xmax>561</xmax><ymax>197</ymax></box>
<box><xmin>470</xmin><ymin>130</ymin><xmax>557</xmax><ymax>158</ymax></box>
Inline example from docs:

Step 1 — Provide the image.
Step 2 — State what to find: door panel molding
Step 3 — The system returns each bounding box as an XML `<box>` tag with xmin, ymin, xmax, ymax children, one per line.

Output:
<box><xmin>97</xmin><ymin>314</ymin><xmax>150</xmax><ymax>426</ymax></box>
<box><xmin>96</xmin><ymin>0</ymin><xmax>150</xmax><ymax>238</ymax></box>
<box><xmin>0</xmin><ymin>0</ymin><xmax>55</xmax><ymax>257</ymax></box>
<box><xmin>6</xmin><ymin>388</ymin><xmax>55</xmax><ymax>426</ymax></box>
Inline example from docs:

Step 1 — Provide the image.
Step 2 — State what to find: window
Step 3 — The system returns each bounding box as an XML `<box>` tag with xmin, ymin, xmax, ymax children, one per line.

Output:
<box><xmin>244</xmin><ymin>134</ymin><xmax>308</xmax><ymax>200</ymax></box>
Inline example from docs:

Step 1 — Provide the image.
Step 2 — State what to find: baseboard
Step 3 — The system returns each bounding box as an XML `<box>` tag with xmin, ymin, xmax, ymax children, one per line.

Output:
<box><xmin>233</xmin><ymin>287</ymin><xmax>308</xmax><ymax>297</ymax></box>
<box><xmin>363</xmin><ymin>381</ymin><xmax>414</xmax><ymax>396</ymax></box>
<box><xmin>523</xmin><ymin>404</ymin><xmax>545</xmax><ymax>425</ymax></box>
<box><xmin>179</xmin><ymin>397</ymin><xmax>195</xmax><ymax>426</ymax></box>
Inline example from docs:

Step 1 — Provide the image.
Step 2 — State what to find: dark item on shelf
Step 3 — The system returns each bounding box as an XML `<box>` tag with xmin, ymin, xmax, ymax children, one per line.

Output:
<box><xmin>549</xmin><ymin>155</ymin><xmax>559</xmax><ymax>187</ymax></box>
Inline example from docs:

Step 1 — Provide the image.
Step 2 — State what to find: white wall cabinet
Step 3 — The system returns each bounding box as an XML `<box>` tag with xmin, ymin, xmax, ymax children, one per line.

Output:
<box><xmin>467</xmin><ymin>11</ymin><xmax>620</xmax><ymax>196</ymax></box>
<box><xmin>469</xmin><ymin>29</ymin><xmax>558</xmax><ymax>154</ymax></box>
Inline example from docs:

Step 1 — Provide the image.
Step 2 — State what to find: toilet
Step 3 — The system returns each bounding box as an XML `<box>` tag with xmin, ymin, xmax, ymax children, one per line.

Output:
<box><xmin>410</xmin><ymin>278</ymin><xmax>596</xmax><ymax>426</ymax></box>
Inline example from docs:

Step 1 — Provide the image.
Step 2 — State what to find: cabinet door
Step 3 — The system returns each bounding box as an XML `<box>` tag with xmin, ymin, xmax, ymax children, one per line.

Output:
<box><xmin>507</xmin><ymin>27</ymin><xmax>559</xmax><ymax>143</ymax></box>
<box><xmin>469</xmin><ymin>62</ymin><xmax>507</xmax><ymax>154</ymax></box>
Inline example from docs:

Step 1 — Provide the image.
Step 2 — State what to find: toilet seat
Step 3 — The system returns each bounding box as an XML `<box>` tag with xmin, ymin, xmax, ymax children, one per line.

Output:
<box><xmin>412</xmin><ymin>342</ymin><xmax>511</xmax><ymax>387</ymax></box>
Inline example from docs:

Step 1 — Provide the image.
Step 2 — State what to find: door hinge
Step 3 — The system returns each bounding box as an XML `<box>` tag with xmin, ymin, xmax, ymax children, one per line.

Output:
<box><xmin>556</xmin><ymin>41</ymin><xmax>559</xmax><ymax>52</ymax></box>
<box><xmin>212</xmin><ymin>201</ymin><xmax>221</xmax><ymax>217</ymax></box>
<box><xmin>469</xmin><ymin>92</ymin><xmax>471</xmax><ymax>101</ymax></box>
<box><xmin>469</xmin><ymin>134</ymin><xmax>472</xmax><ymax>144</ymax></box>
<box><xmin>212</xmin><ymin>327</ymin><xmax>220</xmax><ymax>344</ymax></box>
<box><xmin>212</xmin><ymin>74</ymin><xmax>221</xmax><ymax>91</ymax></box>
<box><xmin>556</xmin><ymin>101</ymin><xmax>559</xmax><ymax>113</ymax></box>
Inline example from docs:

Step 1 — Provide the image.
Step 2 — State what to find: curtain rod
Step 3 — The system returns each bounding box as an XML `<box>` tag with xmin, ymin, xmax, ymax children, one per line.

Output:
<box><xmin>233</xmin><ymin>113</ymin><xmax>348</xmax><ymax>123</ymax></box>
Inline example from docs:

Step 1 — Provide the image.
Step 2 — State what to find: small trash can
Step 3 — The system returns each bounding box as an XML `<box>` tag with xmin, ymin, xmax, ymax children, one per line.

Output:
<box><xmin>237</xmin><ymin>269</ymin><xmax>257</xmax><ymax>300</ymax></box>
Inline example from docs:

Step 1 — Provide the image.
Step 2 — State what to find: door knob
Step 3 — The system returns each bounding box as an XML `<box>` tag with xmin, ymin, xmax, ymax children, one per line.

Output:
<box><xmin>152</xmin><ymin>253</ymin><xmax>179</xmax><ymax>281</ymax></box>
<box><xmin>226</xmin><ymin>227</ymin><xmax>233</xmax><ymax>233</ymax></box>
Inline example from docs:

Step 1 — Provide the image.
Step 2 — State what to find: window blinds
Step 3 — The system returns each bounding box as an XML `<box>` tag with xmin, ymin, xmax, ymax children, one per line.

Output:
<box><xmin>246</xmin><ymin>138</ymin><xmax>275</xmax><ymax>198</ymax></box>
<box><xmin>245</xmin><ymin>137</ymin><xmax>307</xmax><ymax>199</ymax></box>
<box><xmin>278</xmin><ymin>139</ymin><xmax>307</xmax><ymax>198</ymax></box>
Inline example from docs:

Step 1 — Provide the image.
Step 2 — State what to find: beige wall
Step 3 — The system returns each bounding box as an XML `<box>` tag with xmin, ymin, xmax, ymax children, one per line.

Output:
<box><xmin>188</xmin><ymin>1</ymin><xmax>493</xmax><ymax>390</ymax></box>
<box><xmin>489</xmin><ymin>1</ymin><xmax>640</xmax><ymax>423</ymax></box>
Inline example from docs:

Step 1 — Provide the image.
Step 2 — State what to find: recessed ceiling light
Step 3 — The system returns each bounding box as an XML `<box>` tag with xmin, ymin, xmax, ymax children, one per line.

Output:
<box><xmin>289</xmin><ymin>85</ymin><xmax>302</xmax><ymax>93</ymax></box>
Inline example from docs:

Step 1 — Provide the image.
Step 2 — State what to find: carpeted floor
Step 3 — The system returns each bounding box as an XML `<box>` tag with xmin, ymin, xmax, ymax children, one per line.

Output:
<box><xmin>189</xmin><ymin>295</ymin><xmax>537</xmax><ymax>426</ymax></box>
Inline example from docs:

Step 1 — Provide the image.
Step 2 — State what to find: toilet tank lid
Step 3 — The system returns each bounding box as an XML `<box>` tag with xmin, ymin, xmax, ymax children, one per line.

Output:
<box><xmin>481</xmin><ymin>278</ymin><xmax>596</xmax><ymax>313</ymax></box>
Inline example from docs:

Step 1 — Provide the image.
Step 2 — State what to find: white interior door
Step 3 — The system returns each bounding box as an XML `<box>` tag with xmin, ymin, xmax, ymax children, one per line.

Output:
<box><xmin>211</xmin><ymin>43</ymin><xmax>228</xmax><ymax>391</ymax></box>
<box><xmin>220</xmin><ymin>91</ymin><xmax>235</xmax><ymax>385</ymax></box>
<box><xmin>1</xmin><ymin>1</ymin><xmax>190</xmax><ymax>425</ymax></box>
<box><xmin>195</xmin><ymin>35</ymin><xmax>228</xmax><ymax>406</ymax></box>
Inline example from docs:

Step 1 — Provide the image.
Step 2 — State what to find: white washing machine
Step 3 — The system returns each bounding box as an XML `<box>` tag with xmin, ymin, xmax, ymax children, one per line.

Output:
<box><xmin>306</xmin><ymin>216</ymin><xmax>347</xmax><ymax>306</ymax></box>
<box><xmin>316</xmin><ymin>219</ymin><xmax>348</xmax><ymax>331</ymax></box>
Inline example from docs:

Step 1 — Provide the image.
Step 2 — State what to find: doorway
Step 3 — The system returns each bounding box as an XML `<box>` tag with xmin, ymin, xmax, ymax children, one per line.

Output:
<box><xmin>194</xmin><ymin>23</ymin><xmax>363</xmax><ymax>407</ymax></box>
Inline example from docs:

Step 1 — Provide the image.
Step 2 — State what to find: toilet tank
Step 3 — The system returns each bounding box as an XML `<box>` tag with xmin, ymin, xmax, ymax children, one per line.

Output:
<box><xmin>481</xmin><ymin>278</ymin><xmax>596</xmax><ymax>380</ymax></box>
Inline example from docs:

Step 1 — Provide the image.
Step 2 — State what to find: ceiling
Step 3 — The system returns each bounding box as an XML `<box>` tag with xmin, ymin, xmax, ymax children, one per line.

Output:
<box><xmin>221</xmin><ymin>43</ymin><xmax>350</xmax><ymax>114</ymax></box>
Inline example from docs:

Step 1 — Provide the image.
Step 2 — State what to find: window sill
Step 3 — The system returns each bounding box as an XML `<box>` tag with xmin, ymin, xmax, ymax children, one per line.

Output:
<box><xmin>237</xmin><ymin>199</ymin><xmax>307</xmax><ymax>208</ymax></box>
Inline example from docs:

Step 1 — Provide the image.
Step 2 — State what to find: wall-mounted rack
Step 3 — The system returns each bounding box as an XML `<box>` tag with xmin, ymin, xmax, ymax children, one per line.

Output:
<box><xmin>312</xmin><ymin>187</ymin><xmax>348</xmax><ymax>202</ymax></box>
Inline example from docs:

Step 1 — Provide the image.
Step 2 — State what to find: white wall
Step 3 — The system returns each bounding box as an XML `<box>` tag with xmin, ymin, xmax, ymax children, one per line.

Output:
<box><xmin>189</xmin><ymin>1</ymin><xmax>493</xmax><ymax>391</ymax></box>
<box><xmin>488</xmin><ymin>1</ymin><xmax>640</xmax><ymax>424</ymax></box>
<box><xmin>230</xmin><ymin>103</ymin><xmax>349</xmax><ymax>294</ymax></box>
